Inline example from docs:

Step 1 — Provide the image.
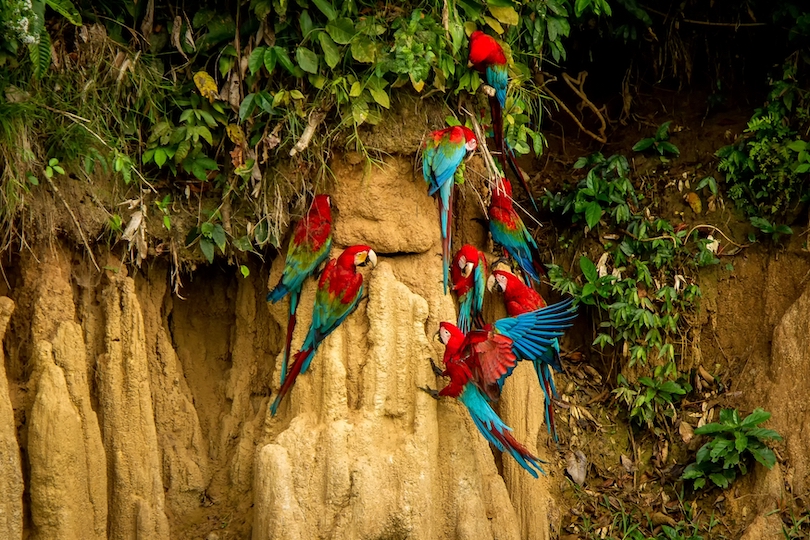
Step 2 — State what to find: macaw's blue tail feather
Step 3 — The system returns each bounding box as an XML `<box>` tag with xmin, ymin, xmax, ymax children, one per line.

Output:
<box><xmin>279</xmin><ymin>290</ymin><xmax>302</xmax><ymax>384</ymax></box>
<box><xmin>462</xmin><ymin>384</ymin><xmax>546</xmax><ymax>477</ymax></box>
<box><xmin>458</xmin><ymin>292</ymin><xmax>473</xmax><ymax>334</ymax></box>
<box><xmin>439</xmin><ymin>181</ymin><xmax>454</xmax><ymax>295</ymax></box>
<box><xmin>267</xmin><ymin>281</ymin><xmax>288</xmax><ymax>303</ymax></box>
<box><xmin>534</xmin><ymin>360</ymin><xmax>559</xmax><ymax>443</ymax></box>
<box><xmin>270</xmin><ymin>346</ymin><xmax>316</xmax><ymax>416</ymax></box>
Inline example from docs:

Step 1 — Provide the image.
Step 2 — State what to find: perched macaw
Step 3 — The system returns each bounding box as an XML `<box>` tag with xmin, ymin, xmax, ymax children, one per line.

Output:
<box><xmin>426</xmin><ymin>297</ymin><xmax>576</xmax><ymax>476</ymax></box>
<box><xmin>489</xmin><ymin>177</ymin><xmax>545</xmax><ymax>284</ymax></box>
<box><xmin>468</xmin><ymin>31</ymin><xmax>536</xmax><ymax>210</ymax></box>
<box><xmin>422</xmin><ymin>125</ymin><xmax>478</xmax><ymax>294</ymax></box>
<box><xmin>267</xmin><ymin>194</ymin><xmax>333</xmax><ymax>383</ymax></box>
<box><xmin>270</xmin><ymin>245</ymin><xmax>377</xmax><ymax>416</ymax></box>
<box><xmin>488</xmin><ymin>268</ymin><xmax>562</xmax><ymax>442</ymax></box>
<box><xmin>451</xmin><ymin>245</ymin><xmax>487</xmax><ymax>333</ymax></box>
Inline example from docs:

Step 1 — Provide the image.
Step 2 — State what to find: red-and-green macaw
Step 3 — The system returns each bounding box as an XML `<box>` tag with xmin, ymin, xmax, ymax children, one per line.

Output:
<box><xmin>267</xmin><ymin>194</ymin><xmax>333</xmax><ymax>383</ymax></box>
<box><xmin>451</xmin><ymin>244</ymin><xmax>487</xmax><ymax>333</ymax></box>
<box><xmin>425</xmin><ymin>296</ymin><xmax>576</xmax><ymax>476</ymax></box>
<box><xmin>488</xmin><ymin>268</ymin><xmax>562</xmax><ymax>442</ymax></box>
<box><xmin>468</xmin><ymin>30</ymin><xmax>536</xmax><ymax>210</ymax></box>
<box><xmin>270</xmin><ymin>245</ymin><xmax>377</xmax><ymax>416</ymax></box>
<box><xmin>489</xmin><ymin>177</ymin><xmax>545</xmax><ymax>284</ymax></box>
<box><xmin>422</xmin><ymin>125</ymin><xmax>478</xmax><ymax>294</ymax></box>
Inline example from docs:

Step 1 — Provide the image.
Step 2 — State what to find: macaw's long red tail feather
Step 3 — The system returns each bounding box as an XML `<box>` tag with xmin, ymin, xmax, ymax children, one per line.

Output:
<box><xmin>504</xmin><ymin>143</ymin><xmax>539</xmax><ymax>213</ymax></box>
<box><xmin>270</xmin><ymin>346</ymin><xmax>313</xmax><ymax>416</ymax></box>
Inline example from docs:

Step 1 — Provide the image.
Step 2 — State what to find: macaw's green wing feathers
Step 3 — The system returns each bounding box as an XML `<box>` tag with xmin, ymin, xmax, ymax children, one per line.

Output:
<box><xmin>460</xmin><ymin>383</ymin><xmax>546</xmax><ymax>477</ymax></box>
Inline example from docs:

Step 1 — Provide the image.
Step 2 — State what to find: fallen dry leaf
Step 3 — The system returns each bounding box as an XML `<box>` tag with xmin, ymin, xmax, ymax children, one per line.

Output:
<box><xmin>566</xmin><ymin>450</ymin><xmax>588</xmax><ymax>486</ymax></box>
<box><xmin>686</xmin><ymin>191</ymin><xmax>702</xmax><ymax>214</ymax></box>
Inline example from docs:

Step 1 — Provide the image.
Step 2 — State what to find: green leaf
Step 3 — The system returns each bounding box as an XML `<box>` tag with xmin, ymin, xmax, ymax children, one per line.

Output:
<box><xmin>239</xmin><ymin>93</ymin><xmax>257</xmax><ymax>122</ymax></box>
<box><xmin>319</xmin><ymin>32</ymin><xmax>341</xmax><ymax>68</ymax></box>
<box><xmin>233</xmin><ymin>235</ymin><xmax>253</xmax><ymax>251</ymax></box>
<box><xmin>574</xmin><ymin>0</ymin><xmax>591</xmax><ymax>17</ymax></box>
<box><xmin>658</xmin><ymin>141</ymin><xmax>680</xmax><ymax>156</ymax></box>
<box><xmin>260</xmin><ymin>47</ymin><xmax>276</xmax><ymax>74</ymax></box>
<box><xmin>740</xmin><ymin>408</ymin><xmax>771</xmax><ymax>428</ymax></box>
<box><xmin>240</xmin><ymin>265</ymin><xmax>250</xmax><ymax>278</ymax></box>
<box><xmin>200</xmin><ymin>237</ymin><xmax>215</xmax><ymax>263</ymax></box>
<box><xmin>655</xmin><ymin>121</ymin><xmax>672</xmax><ymax>140</ymax></box>
<box><xmin>46</xmin><ymin>0</ymin><xmax>82</xmax><ymax>25</ymax></box>
<box><xmin>748</xmin><ymin>445</ymin><xmax>777</xmax><ymax>468</ymax></box>
<box><xmin>581</xmin><ymin>283</ymin><xmax>597</xmax><ymax>297</ymax></box>
<box><xmin>154</xmin><ymin>148</ymin><xmax>167</xmax><ymax>167</ymax></box>
<box><xmin>29</xmin><ymin>27</ymin><xmax>52</xmax><ymax>79</ymax></box>
<box><xmin>735</xmin><ymin>432</ymin><xmax>748</xmax><ymax>453</ymax></box>
<box><xmin>580</xmin><ymin>256</ymin><xmax>598</xmax><ymax>283</ymax></box>
<box><xmin>368</xmin><ymin>86</ymin><xmax>390</xmax><ymax>108</ymax></box>
<box><xmin>584</xmin><ymin>201</ymin><xmax>603</xmax><ymax>228</ymax></box>
<box><xmin>273</xmin><ymin>46</ymin><xmax>298</xmax><ymax>75</ymax></box>
<box><xmin>632</xmin><ymin>138</ymin><xmax>655</xmax><ymax>152</ymax></box>
<box><xmin>248</xmin><ymin>46</ymin><xmax>267</xmax><ymax>74</ymax></box>
<box><xmin>694</xmin><ymin>422</ymin><xmax>731</xmax><ymax>435</ymax></box>
<box><xmin>312</xmin><ymin>0</ymin><xmax>337</xmax><ymax>20</ymax></box>
<box><xmin>787</xmin><ymin>139</ymin><xmax>807</xmax><ymax>152</ymax></box>
<box><xmin>709</xmin><ymin>471</ymin><xmax>733</xmax><ymax>489</ymax></box>
<box><xmin>350</xmin><ymin>36</ymin><xmax>375</xmax><ymax>63</ymax></box>
<box><xmin>658</xmin><ymin>381</ymin><xmax>685</xmax><ymax>395</ymax></box>
<box><xmin>299</xmin><ymin>10</ymin><xmax>314</xmax><ymax>35</ymax></box>
<box><xmin>745</xmin><ymin>428</ymin><xmax>782</xmax><ymax>441</ymax></box>
<box><xmin>212</xmin><ymin>224</ymin><xmax>227</xmax><ymax>253</ymax></box>
<box><xmin>326</xmin><ymin>18</ymin><xmax>355</xmax><ymax>45</ymax></box>
<box><xmin>295</xmin><ymin>46</ymin><xmax>319</xmax><ymax>73</ymax></box>
<box><xmin>488</xmin><ymin>4</ymin><xmax>519</xmax><ymax>25</ymax></box>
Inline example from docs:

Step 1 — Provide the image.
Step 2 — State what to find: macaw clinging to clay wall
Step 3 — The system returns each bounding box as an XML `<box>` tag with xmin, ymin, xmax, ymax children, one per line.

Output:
<box><xmin>270</xmin><ymin>245</ymin><xmax>377</xmax><ymax>416</ymax></box>
<box><xmin>424</xmin><ymin>297</ymin><xmax>576</xmax><ymax>476</ymax></box>
<box><xmin>267</xmin><ymin>194</ymin><xmax>333</xmax><ymax>382</ymax></box>
<box><xmin>451</xmin><ymin>244</ymin><xmax>487</xmax><ymax>333</ymax></box>
<box><xmin>488</xmin><ymin>268</ymin><xmax>562</xmax><ymax>442</ymax></box>
<box><xmin>468</xmin><ymin>30</ymin><xmax>536</xmax><ymax>210</ymax></box>
<box><xmin>422</xmin><ymin>125</ymin><xmax>477</xmax><ymax>294</ymax></box>
<box><xmin>489</xmin><ymin>177</ymin><xmax>546</xmax><ymax>284</ymax></box>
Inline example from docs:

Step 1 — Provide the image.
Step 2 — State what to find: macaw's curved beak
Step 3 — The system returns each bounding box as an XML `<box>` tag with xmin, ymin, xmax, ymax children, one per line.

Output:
<box><xmin>433</xmin><ymin>329</ymin><xmax>441</xmax><ymax>342</ymax></box>
<box><xmin>467</xmin><ymin>60</ymin><xmax>474</xmax><ymax>68</ymax></box>
<box><xmin>358</xmin><ymin>249</ymin><xmax>378</xmax><ymax>268</ymax></box>
<box><xmin>461</xmin><ymin>261</ymin><xmax>474</xmax><ymax>279</ymax></box>
<box><xmin>486</xmin><ymin>274</ymin><xmax>497</xmax><ymax>293</ymax></box>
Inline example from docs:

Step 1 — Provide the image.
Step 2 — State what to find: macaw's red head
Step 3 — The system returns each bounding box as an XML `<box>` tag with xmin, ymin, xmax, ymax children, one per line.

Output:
<box><xmin>468</xmin><ymin>31</ymin><xmax>507</xmax><ymax>68</ymax></box>
<box><xmin>451</xmin><ymin>244</ymin><xmax>482</xmax><ymax>290</ymax></box>
<box><xmin>437</xmin><ymin>321</ymin><xmax>465</xmax><ymax>350</ymax></box>
<box><xmin>338</xmin><ymin>245</ymin><xmax>378</xmax><ymax>269</ymax></box>
<box><xmin>487</xmin><ymin>269</ymin><xmax>521</xmax><ymax>295</ymax></box>
<box><xmin>460</xmin><ymin>126</ymin><xmax>477</xmax><ymax>153</ymax></box>
<box><xmin>490</xmin><ymin>177</ymin><xmax>513</xmax><ymax>206</ymax></box>
<box><xmin>311</xmin><ymin>194</ymin><xmax>332</xmax><ymax>221</ymax></box>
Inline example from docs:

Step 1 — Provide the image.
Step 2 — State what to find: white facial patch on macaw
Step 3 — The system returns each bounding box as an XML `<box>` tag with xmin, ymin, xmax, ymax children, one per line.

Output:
<box><xmin>496</xmin><ymin>273</ymin><xmax>508</xmax><ymax>292</ymax></box>
<box><xmin>439</xmin><ymin>327</ymin><xmax>452</xmax><ymax>345</ymax></box>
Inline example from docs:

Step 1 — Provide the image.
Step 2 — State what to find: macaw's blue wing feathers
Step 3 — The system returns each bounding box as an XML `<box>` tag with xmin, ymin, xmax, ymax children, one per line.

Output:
<box><xmin>461</xmin><ymin>383</ymin><xmax>546</xmax><ymax>478</ymax></box>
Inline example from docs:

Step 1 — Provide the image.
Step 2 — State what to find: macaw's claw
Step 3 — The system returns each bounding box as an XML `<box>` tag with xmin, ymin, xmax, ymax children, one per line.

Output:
<box><xmin>429</xmin><ymin>358</ymin><xmax>444</xmax><ymax>377</ymax></box>
<box><xmin>419</xmin><ymin>386</ymin><xmax>441</xmax><ymax>400</ymax></box>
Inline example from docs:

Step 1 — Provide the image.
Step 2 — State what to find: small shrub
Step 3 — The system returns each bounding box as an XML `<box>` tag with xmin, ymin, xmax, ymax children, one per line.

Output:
<box><xmin>682</xmin><ymin>408</ymin><xmax>782</xmax><ymax>490</ymax></box>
